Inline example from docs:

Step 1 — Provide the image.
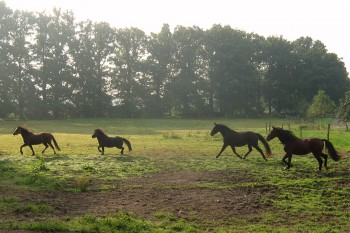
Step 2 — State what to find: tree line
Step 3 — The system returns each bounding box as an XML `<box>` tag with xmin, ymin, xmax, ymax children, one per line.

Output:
<box><xmin>0</xmin><ymin>1</ymin><xmax>349</xmax><ymax>119</ymax></box>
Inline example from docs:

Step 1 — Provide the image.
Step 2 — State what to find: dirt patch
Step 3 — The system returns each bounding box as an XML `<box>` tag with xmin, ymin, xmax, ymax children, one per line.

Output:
<box><xmin>0</xmin><ymin>169</ymin><xmax>275</xmax><ymax>226</ymax></box>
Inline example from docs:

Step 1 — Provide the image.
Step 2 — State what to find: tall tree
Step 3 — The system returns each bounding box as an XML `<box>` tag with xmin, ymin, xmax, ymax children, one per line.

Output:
<box><xmin>337</xmin><ymin>91</ymin><xmax>350</xmax><ymax>129</ymax></box>
<box><xmin>145</xmin><ymin>24</ymin><xmax>176</xmax><ymax>116</ymax></box>
<box><xmin>0</xmin><ymin>1</ymin><xmax>14</xmax><ymax>117</ymax></box>
<box><xmin>307</xmin><ymin>90</ymin><xmax>336</xmax><ymax>120</ymax></box>
<box><xmin>32</xmin><ymin>9</ymin><xmax>76</xmax><ymax>118</ymax></box>
<box><xmin>166</xmin><ymin>25</ymin><xmax>208</xmax><ymax>117</ymax></box>
<box><xmin>293</xmin><ymin>37</ymin><xmax>349</xmax><ymax>104</ymax></box>
<box><xmin>205</xmin><ymin>25</ymin><xmax>259</xmax><ymax>116</ymax></box>
<box><xmin>71</xmin><ymin>20</ymin><xmax>114</xmax><ymax>117</ymax></box>
<box><xmin>110</xmin><ymin>27</ymin><xmax>148</xmax><ymax>117</ymax></box>
<box><xmin>7</xmin><ymin>10</ymin><xmax>38</xmax><ymax>119</ymax></box>
<box><xmin>261</xmin><ymin>36</ymin><xmax>295</xmax><ymax>115</ymax></box>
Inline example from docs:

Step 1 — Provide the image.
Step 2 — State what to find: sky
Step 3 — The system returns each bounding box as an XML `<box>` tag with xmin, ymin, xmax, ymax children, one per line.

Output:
<box><xmin>4</xmin><ymin>0</ymin><xmax>350</xmax><ymax>73</ymax></box>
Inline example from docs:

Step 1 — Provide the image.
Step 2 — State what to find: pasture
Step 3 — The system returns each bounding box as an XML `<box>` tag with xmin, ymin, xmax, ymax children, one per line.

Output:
<box><xmin>0</xmin><ymin>118</ymin><xmax>350</xmax><ymax>232</ymax></box>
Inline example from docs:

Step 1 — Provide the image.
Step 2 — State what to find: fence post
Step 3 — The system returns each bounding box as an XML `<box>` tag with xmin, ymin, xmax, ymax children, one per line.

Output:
<box><xmin>327</xmin><ymin>124</ymin><xmax>330</xmax><ymax>141</ymax></box>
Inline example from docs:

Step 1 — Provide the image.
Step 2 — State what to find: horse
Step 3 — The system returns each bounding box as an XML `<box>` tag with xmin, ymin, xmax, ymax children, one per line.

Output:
<box><xmin>210</xmin><ymin>123</ymin><xmax>271</xmax><ymax>160</ymax></box>
<box><xmin>12</xmin><ymin>125</ymin><xmax>61</xmax><ymax>155</ymax></box>
<box><xmin>92</xmin><ymin>129</ymin><xmax>132</xmax><ymax>155</ymax></box>
<box><xmin>266</xmin><ymin>126</ymin><xmax>340</xmax><ymax>170</ymax></box>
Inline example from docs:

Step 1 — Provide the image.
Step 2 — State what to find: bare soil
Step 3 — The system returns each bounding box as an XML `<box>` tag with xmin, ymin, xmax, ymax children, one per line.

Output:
<box><xmin>0</xmin><ymin>169</ymin><xmax>276</xmax><ymax>229</ymax></box>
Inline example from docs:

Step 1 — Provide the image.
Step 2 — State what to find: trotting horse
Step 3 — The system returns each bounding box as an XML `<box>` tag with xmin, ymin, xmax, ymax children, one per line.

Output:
<box><xmin>92</xmin><ymin>129</ymin><xmax>132</xmax><ymax>155</ymax></box>
<box><xmin>266</xmin><ymin>126</ymin><xmax>340</xmax><ymax>170</ymax></box>
<box><xmin>13</xmin><ymin>126</ymin><xmax>61</xmax><ymax>155</ymax></box>
<box><xmin>210</xmin><ymin>123</ymin><xmax>271</xmax><ymax>160</ymax></box>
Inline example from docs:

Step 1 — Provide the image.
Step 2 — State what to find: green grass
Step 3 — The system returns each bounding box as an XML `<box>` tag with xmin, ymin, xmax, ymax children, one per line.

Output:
<box><xmin>3</xmin><ymin>212</ymin><xmax>199</xmax><ymax>233</ymax></box>
<box><xmin>1</xmin><ymin>118</ymin><xmax>350</xmax><ymax>232</ymax></box>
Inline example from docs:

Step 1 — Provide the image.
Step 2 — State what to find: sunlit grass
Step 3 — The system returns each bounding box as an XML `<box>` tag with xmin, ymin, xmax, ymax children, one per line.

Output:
<box><xmin>0</xmin><ymin>118</ymin><xmax>350</xmax><ymax>232</ymax></box>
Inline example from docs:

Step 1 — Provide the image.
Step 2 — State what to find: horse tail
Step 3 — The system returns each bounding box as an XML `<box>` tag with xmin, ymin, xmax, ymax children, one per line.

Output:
<box><xmin>122</xmin><ymin>138</ymin><xmax>132</xmax><ymax>152</ymax></box>
<box><xmin>51</xmin><ymin>134</ymin><xmax>61</xmax><ymax>151</ymax></box>
<box><xmin>323</xmin><ymin>139</ymin><xmax>340</xmax><ymax>161</ymax></box>
<box><xmin>257</xmin><ymin>133</ymin><xmax>272</xmax><ymax>157</ymax></box>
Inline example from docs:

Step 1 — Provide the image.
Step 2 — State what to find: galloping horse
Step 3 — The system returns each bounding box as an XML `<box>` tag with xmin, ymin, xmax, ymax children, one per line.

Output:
<box><xmin>210</xmin><ymin>123</ymin><xmax>271</xmax><ymax>160</ymax></box>
<box><xmin>13</xmin><ymin>126</ymin><xmax>61</xmax><ymax>155</ymax></box>
<box><xmin>266</xmin><ymin>126</ymin><xmax>340</xmax><ymax>170</ymax></box>
<box><xmin>92</xmin><ymin>129</ymin><xmax>132</xmax><ymax>155</ymax></box>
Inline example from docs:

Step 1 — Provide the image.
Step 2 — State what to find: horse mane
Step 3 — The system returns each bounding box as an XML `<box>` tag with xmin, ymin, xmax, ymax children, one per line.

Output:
<box><xmin>19</xmin><ymin>126</ymin><xmax>32</xmax><ymax>134</ymax></box>
<box><xmin>216</xmin><ymin>124</ymin><xmax>232</xmax><ymax>131</ymax></box>
<box><xmin>274</xmin><ymin>127</ymin><xmax>298</xmax><ymax>142</ymax></box>
<box><xmin>94</xmin><ymin>128</ymin><xmax>106</xmax><ymax>135</ymax></box>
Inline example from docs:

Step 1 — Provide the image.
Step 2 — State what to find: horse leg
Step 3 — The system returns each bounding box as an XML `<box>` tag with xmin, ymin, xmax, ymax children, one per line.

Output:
<box><xmin>282</xmin><ymin>153</ymin><xmax>288</xmax><ymax>165</ymax></box>
<box><xmin>320</xmin><ymin>153</ymin><xmax>328</xmax><ymax>170</ymax></box>
<box><xmin>242</xmin><ymin>145</ymin><xmax>252</xmax><ymax>159</ymax></box>
<box><xmin>282</xmin><ymin>153</ymin><xmax>292</xmax><ymax>170</ymax></box>
<box><xmin>120</xmin><ymin>146</ymin><xmax>124</xmax><ymax>155</ymax></box>
<box><xmin>216</xmin><ymin>144</ymin><xmax>228</xmax><ymax>158</ymax></box>
<box><xmin>20</xmin><ymin>144</ymin><xmax>27</xmax><ymax>155</ymax></box>
<box><xmin>286</xmin><ymin>154</ymin><xmax>293</xmax><ymax>170</ymax></box>
<box><xmin>252</xmin><ymin>145</ymin><xmax>267</xmax><ymax>161</ymax></box>
<box><xmin>230</xmin><ymin>146</ymin><xmax>242</xmax><ymax>159</ymax></box>
<box><xmin>312</xmin><ymin>153</ymin><xmax>323</xmax><ymax>171</ymax></box>
<box><xmin>98</xmin><ymin>146</ymin><xmax>104</xmax><ymax>154</ymax></box>
<box><xmin>47</xmin><ymin>142</ymin><xmax>56</xmax><ymax>154</ymax></box>
<box><xmin>42</xmin><ymin>143</ymin><xmax>49</xmax><ymax>154</ymax></box>
<box><xmin>28</xmin><ymin>145</ymin><xmax>35</xmax><ymax>156</ymax></box>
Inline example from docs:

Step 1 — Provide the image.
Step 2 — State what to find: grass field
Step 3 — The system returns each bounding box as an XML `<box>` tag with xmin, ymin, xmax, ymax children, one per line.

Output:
<box><xmin>0</xmin><ymin>118</ymin><xmax>350</xmax><ymax>232</ymax></box>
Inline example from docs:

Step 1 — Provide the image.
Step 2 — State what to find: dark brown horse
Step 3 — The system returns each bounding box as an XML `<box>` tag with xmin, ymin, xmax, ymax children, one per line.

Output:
<box><xmin>266</xmin><ymin>126</ymin><xmax>340</xmax><ymax>170</ymax></box>
<box><xmin>210</xmin><ymin>123</ymin><xmax>271</xmax><ymax>160</ymax></box>
<box><xmin>13</xmin><ymin>126</ymin><xmax>61</xmax><ymax>155</ymax></box>
<box><xmin>92</xmin><ymin>129</ymin><xmax>132</xmax><ymax>155</ymax></box>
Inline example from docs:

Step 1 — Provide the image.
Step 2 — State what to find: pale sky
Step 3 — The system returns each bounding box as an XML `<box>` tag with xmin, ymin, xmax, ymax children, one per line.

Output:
<box><xmin>5</xmin><ymin>0</ymin><xmax>350</xmax><ymax>73</ymax></box>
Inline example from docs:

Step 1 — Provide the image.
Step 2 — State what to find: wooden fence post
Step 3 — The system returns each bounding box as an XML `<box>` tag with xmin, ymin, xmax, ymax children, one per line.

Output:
<box><xmin>327</xmin><ymin>124</ymin><xmax>330</xmax><ymax>141</ymax></box>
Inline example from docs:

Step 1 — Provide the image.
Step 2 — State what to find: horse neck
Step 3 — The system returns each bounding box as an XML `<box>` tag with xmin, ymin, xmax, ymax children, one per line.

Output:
<box><xmin>97</xmin><ymin>133</ymin><xmax>108</xmax><ymax>140</ymax></box>
<box><xmin>277</xmin><ymin>131</ymin><xmax>298</xmax><ymax>144</ymax></box>
<box><xmin>218</xmin><ymin>126</ymin><xmax>234</xmax><ymax>137</ymax></box>
<box><xmin>20</xmin><ymin>129</ymin><xmax>33</xmax><ymax>137</ymax></box>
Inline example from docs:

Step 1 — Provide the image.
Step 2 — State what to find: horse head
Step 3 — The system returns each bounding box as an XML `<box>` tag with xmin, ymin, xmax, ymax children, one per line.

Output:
<box><xmin>13</xmin><ymin>125</ymin><xmax>22</xmax><ymax>135</ymax></box>
<box><xmin>210</xmin><ymin>122</ymin><xmax>220</xmax><ymax>136</ymax></box>
<box><xmin>266</xmin><ymin>126</ymin><xmax>278</xmax><ymax>141</ymax></box>
<box><xmin>92</xmin><ymin>129</ymin><xmax>105</xmax><ymax>138</ymax></box>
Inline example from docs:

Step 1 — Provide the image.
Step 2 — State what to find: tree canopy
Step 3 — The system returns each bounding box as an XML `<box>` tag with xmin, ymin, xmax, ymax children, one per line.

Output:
<box><xmin>0</xmin><ymin>2</ymin><xmax>349</xmax><ymax>119</ymax></box>
<box><xmin>337</xmin><ymin>91</ymin><xmax>350</xmax><ymax>124</ymax></box>
<box><xmin>307</xmin><ymin>90</ymin><xmax>336</xmax><ymax>118</ymax></box>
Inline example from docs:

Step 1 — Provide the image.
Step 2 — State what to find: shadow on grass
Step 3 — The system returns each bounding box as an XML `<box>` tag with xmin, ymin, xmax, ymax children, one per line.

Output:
<box><xmin>115</xmin><ymin>155</ymin><xmax>140</xmax><ymax>162</ymax></box>
<box><xmin>39</xmin><ymin>154</ymin><xmax>72</xmax><ymax>162</ymax></box>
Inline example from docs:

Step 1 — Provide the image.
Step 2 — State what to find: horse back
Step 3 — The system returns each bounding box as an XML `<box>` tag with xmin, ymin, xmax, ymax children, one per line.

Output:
<box><xmin>285</xmin><ymin>138</ymin><xmax>323</xmax><ymax>155</ymax></box>
<box><xmin>225</xmin><ymin>131</ymin><xmax>257</xmax><ymax>147</ymax></box>
<box><xmin>99</xmin><ymin>136</ymin><xmax>123</xmax><ymax>147</ymax></box>
<box><xmin>24</xmin><ymin>133</ymin><xmax>51</xmax><ymax>145</ymax></box>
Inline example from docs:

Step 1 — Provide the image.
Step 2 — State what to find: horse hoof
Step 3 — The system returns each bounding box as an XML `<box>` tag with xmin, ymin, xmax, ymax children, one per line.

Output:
<box><xmin>283</xmin><ymin>167</ymin><xmax>290</xmax><ymax>170</ymax></box>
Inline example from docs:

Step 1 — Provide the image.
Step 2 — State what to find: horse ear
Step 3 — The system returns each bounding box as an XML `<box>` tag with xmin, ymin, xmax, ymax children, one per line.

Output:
<box><xmin>272</xmin><ymin>126</ymin><xmax>276</xmax><ymax>129</ymax></box>
<box><xmin>214</xmin><ymin>122</ymin><xmax>217</xmax><ymax>125</ymax></box>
